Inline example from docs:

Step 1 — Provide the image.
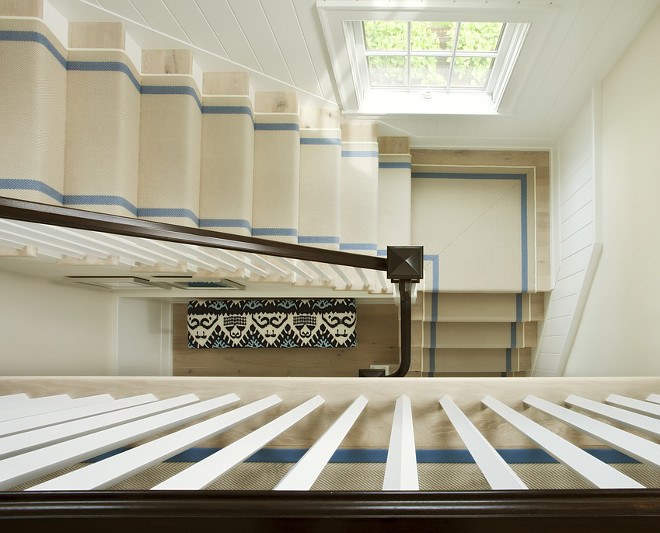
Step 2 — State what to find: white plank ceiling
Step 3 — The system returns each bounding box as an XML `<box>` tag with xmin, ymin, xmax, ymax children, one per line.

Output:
<box><xmin>45</xmin><ymin>0</ymin><xmax>660</xmax><ymax>147</ymax></box>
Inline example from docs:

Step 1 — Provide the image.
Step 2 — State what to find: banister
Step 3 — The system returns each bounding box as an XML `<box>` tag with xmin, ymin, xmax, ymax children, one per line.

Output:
<box><xmin>387</xmin><ymin>280</ymin><xmax>412</xmax><ymax>377</ymax></box>
<box><xmin>0</xmin><ymin>197</ymin><xmax>387</xmax><ymax>271</ymax></box>
<box><xmin>3</xmin><ymin>490</ymin><xmax>660</xmax><ymax>531</ymax></box>
<box><xmin>385</xmin><ymin>247</ymin><xmax>424</xmax><ymax>378</ymax></box>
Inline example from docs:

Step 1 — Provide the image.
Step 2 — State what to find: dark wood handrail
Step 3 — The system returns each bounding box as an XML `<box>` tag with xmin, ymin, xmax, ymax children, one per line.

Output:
<box><xmin>0</xmin><ymin>197</ymin><xmax>387</xmax><ymax>271</ymax></box>
<box><xmin>2</xmin><ymin>490</ymin><xmax>660</xmax><ymax>531</ymax></box>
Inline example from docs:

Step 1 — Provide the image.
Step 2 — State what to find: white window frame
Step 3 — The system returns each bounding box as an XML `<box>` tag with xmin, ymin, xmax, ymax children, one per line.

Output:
<box><xmin>317</xmin><ymin>0</ymin><xmax>557</xmax><ymax>116</ymax></box>
<box><xmin>356</xmin><ymin>21</ymin><xmax>506</xmax><ymax>93</ymax></box>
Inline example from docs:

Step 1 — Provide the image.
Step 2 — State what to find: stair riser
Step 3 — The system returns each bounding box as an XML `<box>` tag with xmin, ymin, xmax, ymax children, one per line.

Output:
<box><xmin>413</xmin><ymin>292</ymin><xmax>544</xmax><ymax>322</ymax></box>
<box><xmin>199</xmin><ymin>96</ymin><xmax>254</xmax><ymax>236</ymax></box>
<box><xmin>299</xmin><ymin>129</ymin><xmax>342</xmax><ymax>249</ymax></box>
<box><xmin>0</xmin><ymin>19</ymin><xmax>66</xmax><ymax>206</ymax></box>
<box><xmin>417</xmin><ymin>372</ymin><xmax>527</xmax><ymax>377</ymax></box>
<box><xmin>378</xmin><ymin>154</ymin><xmax>412</xmax><ymax>255</ymax></box>
<box><xmin>425</xmin><ymin>348</ymin><xmax>532</xmax><ymax>373</ymax></box>
<box><xmin>139</xmin><ymin>81</ymin><xmax>201</xmax><ymax>228</ymax></box>
<box><xmin>65</xmin><ymin>51</ymin><xmax>141</xmax><ymax>218</ymax></box>
<box><xmin>340</xmin><ymin>142</ymin><xmax>379</xmax><ymax>255</ymax></box>
<box><xmin>253</xmin><ymin>113</ymin><xmax>300</xmax><ymax>244</ymax></box>
<box><xmin>412</xmin><ymin>321</ymin><xmax>537</xmax><ymax>348</ymax></box>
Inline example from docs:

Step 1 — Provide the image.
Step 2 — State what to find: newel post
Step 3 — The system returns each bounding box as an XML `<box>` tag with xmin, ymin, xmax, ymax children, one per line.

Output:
<box><xmin>386</xmin><ymin>246</ymin><xmax>424</xmax><ymax>377</ymax></box>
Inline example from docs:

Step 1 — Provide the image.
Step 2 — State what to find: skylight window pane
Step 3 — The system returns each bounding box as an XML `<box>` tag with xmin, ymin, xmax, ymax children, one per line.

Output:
<box><xmin>410</xmin><ymin>22</ymin><xmax>456</xmax><ymax>51</ymax></box>
<box><xmin>363</xmin><ymin>21</ymin><xmax>407</xmax><ymax>50</ymax></box>
<box><xmin>358</xmin><ymin>19</ymin><xmax>512</xmax><ymax>99</ymax></box>
<box><xmin>367</xmin><ymin>56</ymin><xmax>407</xmax><ymax>87</ymax></box>
<box><xmin>450</xmin><ymin>57</ymin><xmax>493</xmax><ymax>88</ymax></box>
<box><xmin>456</xmin><ymin>22</ymin><xmax>504</xmax><ymax>52</ymax></box>
<box><xmin>410</xmin><ymin>56</ymin><xmax>450</xmax><ymax>87</ymax></box>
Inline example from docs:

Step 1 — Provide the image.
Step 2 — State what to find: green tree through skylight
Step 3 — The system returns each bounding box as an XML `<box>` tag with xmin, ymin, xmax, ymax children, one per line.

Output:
<box><xmin>363</xmin><ymin>21</ymin><xmax>503</xmax><ymax>89</ymax></box>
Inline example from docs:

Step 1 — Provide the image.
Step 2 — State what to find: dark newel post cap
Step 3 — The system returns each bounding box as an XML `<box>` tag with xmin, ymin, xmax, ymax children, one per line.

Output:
<box><xmin>386</xmin><ymin>245</ymin><xmax>424</xmax><ymax>282</ymax></box>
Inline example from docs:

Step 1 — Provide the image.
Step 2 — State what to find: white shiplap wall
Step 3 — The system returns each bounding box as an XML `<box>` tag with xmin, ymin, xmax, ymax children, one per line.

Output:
<box><xmin>533</xmin><ymin>97</ymin><xmax>600</xmax><ymax>376</ymax></box>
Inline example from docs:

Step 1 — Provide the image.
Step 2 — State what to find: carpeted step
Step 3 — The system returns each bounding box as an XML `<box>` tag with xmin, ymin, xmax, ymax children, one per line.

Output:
<box><xmin>298</xmin><ymin>108</ymin><xmax>341</xmax><ymax>249</ymax></box>
<box><xmin>138</xmin><ymin>50</ymin><xmax>201</xmax><ymax>228</ymax></box>
<box><xmin>412</xmin><ymin>321</ymin><xmax>537</xmax><ymax>349</ymax></box>
<box><xmin>425</xmin><ymin>372</ymin><xmax>525</xmax><ymax>377</ymax></box>
<box><xmin>252</xmin><ymin>92</ymin><xmax>300</xmax><ymax>244</ymax></box>
<box><xmin>340</xmin><ymin>122</ymin><xmax>379</xmax><ymax>255</ymax></box>
<box><xmin>0</xmin><ymin>17</ymin><xmax>66</xmax><ymax>206</ymax></box>
<box><xmin>426</xmin><ymin>348</ymin><xmax>532</xmax><ymax>374</ymax></box>
<box><xmin>414</xmin><ymin>292</ymin><xmax>544</xmax><ymax>322</ymax></box>
<box><xmin>64</xmin><ymin>22</ymin><xmax>140</xmax><ymax>218</ymax></box>
<box><xmin>199</xmin><ymin>73</ymin><xmax>254</xmax><ymax>236</ymax></box>
<box><xmin>377</xmin><ymin>137</ymin><xmax>412</xmax><ymax>256</ymax></box>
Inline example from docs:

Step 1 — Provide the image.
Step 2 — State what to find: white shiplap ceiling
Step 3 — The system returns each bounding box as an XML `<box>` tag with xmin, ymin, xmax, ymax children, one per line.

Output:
<box><xmin>47</xmin><ymin>0</ymin><xmax>660</xmax><ymax>148</ymax></box>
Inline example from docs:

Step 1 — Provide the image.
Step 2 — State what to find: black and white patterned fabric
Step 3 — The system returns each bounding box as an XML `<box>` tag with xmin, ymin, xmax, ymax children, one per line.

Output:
<box><xmin>187</xmin><ymin>299</ymin><xmax>357</xmax><ymax>349</ymax></box>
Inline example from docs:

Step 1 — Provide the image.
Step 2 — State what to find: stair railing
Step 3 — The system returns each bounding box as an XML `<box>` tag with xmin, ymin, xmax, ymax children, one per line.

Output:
<box><xmin>0</xmin><ymin>196</ymin><xmax>422</xmax><ymax>377</ymax></box>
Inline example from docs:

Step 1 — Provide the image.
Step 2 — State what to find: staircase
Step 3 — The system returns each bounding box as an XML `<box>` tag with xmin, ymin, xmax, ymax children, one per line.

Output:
<box><xmin>411</xmin><ymin>292</ymin><xmax>544</xmax><ymax>376</ymax></box>
<box><xmin>0</xmin><ymin>5</ymin><xmax>551</xmax><ymax>376</ymax></box>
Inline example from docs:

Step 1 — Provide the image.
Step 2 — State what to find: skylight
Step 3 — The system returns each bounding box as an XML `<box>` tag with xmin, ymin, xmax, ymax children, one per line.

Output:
<box><xmin>317</xmin><ymin>2</ymin><xmax>539</xmax><ymax>116</ymax></box>
<box><xmin>347</xmin><ymin>19</ymin><xmax>524</xmax><ymax>114</ymax></box>
<box><xmin>362</xmin><ymin>21</ymin><xmax>505</xmax><ymax>92</ymax></box>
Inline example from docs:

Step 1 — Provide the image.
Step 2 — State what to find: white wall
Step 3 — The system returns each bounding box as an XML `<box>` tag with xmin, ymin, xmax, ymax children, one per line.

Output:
<box><xmin>117</xmin><ymin>298</ymin><xmax>172</xmax><ymax>376</ymax></box>
<box><xmin>0</xmin><ymin>269</ymin><xmax>117</xmax><ymax>375</ymax></box>
<box><xmin>533</xmin><ymin>98</ymin><xmax>597</xmax><ymax>376</ymax></box>
<box><xmin>564</xmin><ymin>6</ymin><xmax>660</xmax><ymax>376</ymax></box>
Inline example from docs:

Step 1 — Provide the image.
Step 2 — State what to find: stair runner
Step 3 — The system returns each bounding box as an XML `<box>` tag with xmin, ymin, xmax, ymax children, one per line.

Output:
<box><xmin>0</xmin><ymin>17</ymin><xmax>384</xmax><ymax>253</ymax></box>
<box><xmin>410</xmin><ymin>292</ymin><xmax>544</xmax><ymax>376</ymax></box>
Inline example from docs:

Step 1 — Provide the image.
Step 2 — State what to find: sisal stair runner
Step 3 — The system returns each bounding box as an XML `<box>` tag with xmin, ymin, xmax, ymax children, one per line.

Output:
<box><xmin>298</xmin><ymin>108</ymin><xmax>342</xmax><ymax>251</ymax></box>
<box><xmin>139</xmin><ymin>51</ymin><xmax>201</xmax><ymax>229</ymax></box>
<box><xmin>252</xmin><ymin>92</ymin><xmax>300</xmax><ymax>245</ymax></box>
<box><xmin>378</xmin><ymin>137</ymin><xmax>412</xmax><ymax>257</ymax></box>
<box><xmin>199</xmin><ymin>74</ymin><xmax>254</xmax><ymax>237</ymax></box>
<box><xmin>409</xmin><ymin>292</ymin><xmax>544</xmax><ymax>376</ymax></box>
<box><xmin>339</xmin><ymin>123</ymin><xmax>380</xmax><ymax>256</ymax></box>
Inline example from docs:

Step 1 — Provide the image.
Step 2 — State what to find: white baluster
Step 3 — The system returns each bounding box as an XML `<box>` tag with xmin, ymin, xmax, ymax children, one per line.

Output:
<box><xmin>152</xmin><ymin>396</ymin><xmax>324</xmax><ymax>490</ymax></box>
<box><xmin>29</xmin><ymin>395</ymin><xmax>281</xmax><ymax>491</ymax></box>
<box><xmin>354</xmin><ymin>267</ymin><xmax>370</xmax><ymax>289</ymax></box>
<box><xmin>647</xmin><ymin>394</ymin><xmax>660</xmax><ymax>405</ymax></box>
<box><xmin>383</xmin><ymin>394</ymin><xmax>419</xmax><ymax>491</ymax></box>
<box><xmin>0</xmin><ymin>394</ymin><xmax>239</xmax><ymax>490</ymax></box>
<box><xmin>482</xmin><ymin>395</ymin><xmax>642</xmax><ymax>489</ymax></box>
<box><xmin>525</xmin><ymin>395</ymin><xmax>660</xmax><ymax>469</ymax></box>
<box><xmin>0</xmin><ymin>394</ymin><xmax>201</xmax><ymax>458</ymax></box>
<box><xmin>329</xmin><ymin>264</ymin><xmax>352</xmax><ymax>288</ymax></box>
<box><xmin>0</xmin><ymin>394</ymin><xmax>155</xmax><ymax>438</ymax></box>
<box><xmin>565</xmin><ymin>395</ymin><xmax>660</xmax><ymax>439</ymax></box>
<box><xmin>302</xmin><ymin>261</ymin><xmax>332</xmax><ymax>282</ymax></box>
<box><xmin>440</xmin><ymin>395</ymin><xmax>526</xmax><ymax>490</ymax></box>
<box><xmin>275</xmin><ymin>395</ymin><xmax>367</xmax><ymax>490</ymax></box>
<box><xmin>605</xmin><ymin>394</ymin><xmax>660</xmax><ymax>418</ymax></box>
<box><xmin>0</xmin><ymin>394</ymin><xmax>109</xmax><ymax>423</ymax></box>
<box><xmin>0</xmin><ymin>394</ymin><xmax>29</xmax><ymax>406</ymax></box>
<box><xmin>272</xmin><ymin>257</ymin><xmax>314</xmax><ymax>282</ymax></box>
